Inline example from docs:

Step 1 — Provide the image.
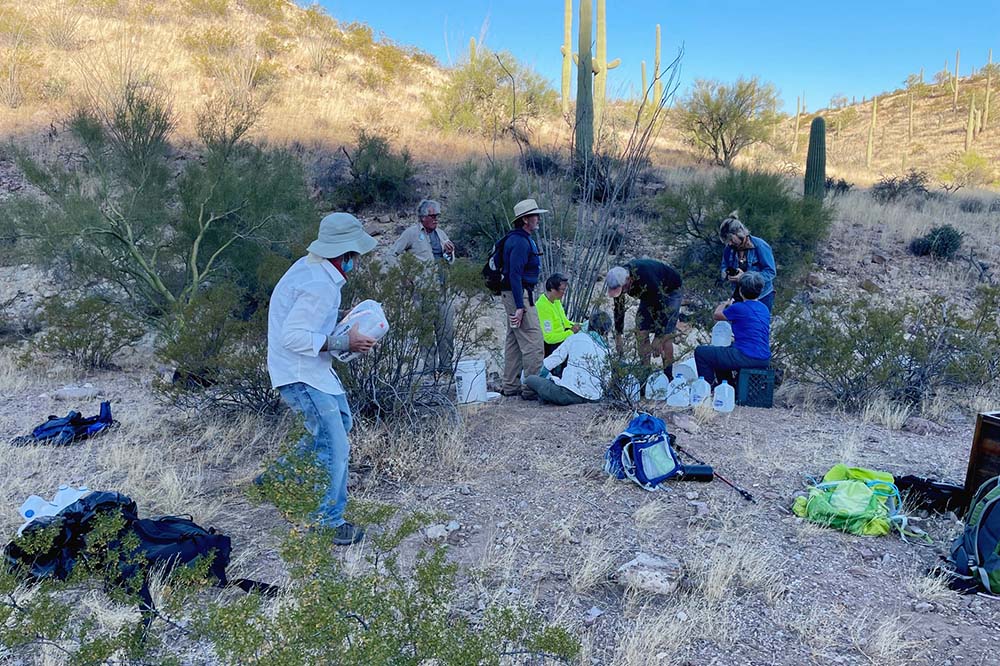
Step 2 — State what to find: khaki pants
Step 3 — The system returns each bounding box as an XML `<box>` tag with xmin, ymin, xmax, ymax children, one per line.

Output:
<box><xmin>501</xmin><ymin>290</ymin><xmax>544</xmax><ymax>397</ymax></box>
<box><xmin>420</xmin><ymin>297</ymin><xmax>455</xmax><ymax>373</ymax></box>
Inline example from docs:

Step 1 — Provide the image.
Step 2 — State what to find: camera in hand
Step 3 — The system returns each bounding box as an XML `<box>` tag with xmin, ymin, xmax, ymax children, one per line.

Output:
<box><xmin>725</xmin><ymin>267</ymin><xmax>739</xmax><ymax>277</ymax></box>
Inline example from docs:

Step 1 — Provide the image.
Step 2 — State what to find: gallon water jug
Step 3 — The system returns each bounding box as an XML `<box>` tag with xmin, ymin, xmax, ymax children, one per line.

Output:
<box><xmin>690</xmin><ymin>377</ymin><xmax>712</xmax><ymax>406</ymax></box>
<box><xmin>673</xmin><ymin>358</ymin><xmax>698</xmax><ymax>383</ymax></box>
<box><xmin>711</xmin><ymin>321</ymin><xmax>733</xmax><ymax>347</ymax></box>
<box><xmin>665</xmin><ymin>377</ymin><xmax>691</xmax><ymax>407</ymax></box>
<box><xmin>645</xmin><ymin>373</ymin><xmax>671</xmax><ymax>400</ymax></box>
<box><xmin>331</xmin><ymin>300</ymin><xmax>390</xmax><ymax>362</ymax></box>
<box><xmin>51</xmin><ymin>484</ymin><xmax>90</xmax><ymax>511</ymax></box>
<box><xmin>17</xmin><ymin>496</ymin><xmax>59</xmax><ymax>536</ymax></box>
<box><xmin>455</xmin><ymin>358</ymin><xmax>487</xmax><ymax>403</ymax></box>
<box><xmin>713</xmin><ymin>380</ymin><xmax>735</xmax><ymax>413</ymax></box>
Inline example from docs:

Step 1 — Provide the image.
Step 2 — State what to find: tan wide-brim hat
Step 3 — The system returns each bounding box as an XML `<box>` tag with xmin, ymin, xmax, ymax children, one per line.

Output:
<box><xmin>509</xmin><ymin>198</ymin><xmax>549</xmax><ymax>225</ymax></box>
<box><xmin>306</xmin><ymin>212</ymin><xmax>378</xmax><ymax>258</ymax></box>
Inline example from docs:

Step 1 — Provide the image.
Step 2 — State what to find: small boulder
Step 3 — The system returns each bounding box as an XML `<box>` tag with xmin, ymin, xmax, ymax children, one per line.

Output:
<box><xmin>424</xmin><ymin>524</ymin><xmax>448</xmax><ymax>541</ymax></box>
<box><xmin>871</xmin><ymin>252</ymin><xmax>888</xmax><ymax>265</ymax></box>
<box><xmin>902</xmin><ymin>416</ymin><xmax>945</xmax><ymax>435</ymax></box>
<box><xmin>860</xmin><ymin>278</ymin><xmax>881</xmax><ymax>294</ymax></box>
<box><xmin>614</xmin><ymin>553</ymin><xmax>683</xmax><ymax>596</ymax></box>
<box><xmin>54</xmin><ymin>385</ymin><xmax>101</xmax><ymax>401</ymax></box>
<box><xmin>583</xmin><ymin>606</ymin><xmax>605</xmax><ymax>627</ymax></box>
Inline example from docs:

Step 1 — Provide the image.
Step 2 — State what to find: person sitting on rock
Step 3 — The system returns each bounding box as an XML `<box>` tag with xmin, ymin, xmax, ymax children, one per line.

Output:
<box><xmin>524</xmin><ymin>311</ymin><xmax>613</xmax><ymax>406</ymax></box>
<box><xmin>694</xmin><ymin>271</ymin><xmax>771</xmax><ymax>386</ymax></box>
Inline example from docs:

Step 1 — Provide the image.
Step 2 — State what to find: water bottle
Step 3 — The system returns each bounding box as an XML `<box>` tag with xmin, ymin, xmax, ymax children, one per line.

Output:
<box><xmin>711</xmin><ymin>321</ymin><xmax>734</xmax><ymax>347</ymax></box>
<box><xmin>19</xmin><ymin>495</ymin><xmax>58</xmax><ymax>521</ymax></box>
<box><xmin>665</xmin><ymin>377</ymin><xmax>690</xmax><ymax>407</ymax></box>
<box><xmin>646</xmin><ymin>373</ymin><xmax>671</xmax><ymax>400</ymax></box>
<box><xmin>713</xmin><ymin>380</ymin><xmax>735</xmax><ymax>413</ymax></box>
<box><xmin>677</xmin><ymin>464</ymin><xmax>714</xmax><ymax>482</ymax></box>
<box><xmin>690</xmin><ymin>377</ymin><xmax>712</xmax><ymax>406</ymax></box>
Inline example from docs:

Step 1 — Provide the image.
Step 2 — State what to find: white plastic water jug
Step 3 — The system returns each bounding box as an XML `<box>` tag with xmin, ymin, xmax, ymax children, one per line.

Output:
<box><xmin>673</xmin><ymin>358</ymin><xmax>698</xmax><ymax>383</ymax></box>
<box><xmin>690</xmin><ymin>377</ymin><xmax>712</xmax><ymax>406</ymax></box>
<box><xmin>331</xmin><ymin>299</ymin><xmax>390</xmax><ymax>362</ymax></box>
<box><xmin>455</xmin><ymin>358</ymin><xmax>487</xmax><ymax>403</ymax></box>
<box><xmin>19</xmin><ymin>496</ymin><xmax>58</xmax><ymax>522</ymax></box>
<box><xmin>645</xmin><ymin>373</ymin><xmax>671</xmax><ymax>400</ymax></box>
<box><xmin>713</xmin><ymin>380</ymin><xmax>735</xmax><ymax>412</ymax></box>
<box><xmin>52</xmin><ymin>484</ymin><xmax>90</xmax><ymax>511</ymax></box>
<box><xmin>711</xmin><ymin>321</ymin><xmax>734</xmax><ymax>347</ymax></box>
<box><xmin>666</xmin><ymin>377</ymin><xmax>691</xmax><ymax>407</ymax></box>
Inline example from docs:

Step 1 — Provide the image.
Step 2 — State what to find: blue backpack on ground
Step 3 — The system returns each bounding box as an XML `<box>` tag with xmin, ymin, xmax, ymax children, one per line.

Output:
<box><xmin>946</xmin><ymin>476</ymin><xmax>1000</xmax><ymax>593</ymax></box>
<box><xmin>605</xmin><ymin>412</ymin><xmax>682</xmax><ymax>491</ymax></box>
<box><xmin>10</xmin><ymin>401</ymin><xmax>117</xmax><ymax>446</ymax></box>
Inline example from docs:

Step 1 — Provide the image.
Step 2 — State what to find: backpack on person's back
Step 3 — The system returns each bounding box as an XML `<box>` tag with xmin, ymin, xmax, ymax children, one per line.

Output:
<box><xmin>481</xmin><ymin>231</ymin><xmax>515</xmax><ymax>295</ymax></box>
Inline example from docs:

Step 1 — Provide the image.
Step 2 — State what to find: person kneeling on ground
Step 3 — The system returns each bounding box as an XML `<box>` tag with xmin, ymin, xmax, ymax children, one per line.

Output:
<box><xmin>694</xmin><ymin>272</ymin><xmax>771</xmax><ymax>386</ymax></box>
<box><xmin>524</xmin><ymin>311</ymin><xmax>613</xmax><ymax>406</ymax></box>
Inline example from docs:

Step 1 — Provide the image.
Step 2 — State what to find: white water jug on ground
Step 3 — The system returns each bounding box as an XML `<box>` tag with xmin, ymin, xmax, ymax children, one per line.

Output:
<box><xmin>646</xmin><ymin>373</ymin><xmax>671</xmax><ymax>400</ymax></box>
<box><xmin>711</xmin><ymin>321</ymin><xmax>734</xmax><ymax>347</ymax></box>
<box><xmin>673</xmin><ymin>358</ymin><xmax>698</xmax><ymax>383</ymax></box>
<box><xmin>690</xmin><ymin>377</ymin><xmax>712</xmax><ymax>406</ymax></box>
<box><xmin>713</xmin><ymin>380</ymin><xmax>735</xmax><ymax>412</ymax></box>
<box><xmin>666</xmin><ymin>377</ymin><xmax>691</xmax><ymax>407</ymax></box>
<box><xmin>455</xmin><ymin>358</ymin><xmax>487</xmax><ymax>403</ymax></box>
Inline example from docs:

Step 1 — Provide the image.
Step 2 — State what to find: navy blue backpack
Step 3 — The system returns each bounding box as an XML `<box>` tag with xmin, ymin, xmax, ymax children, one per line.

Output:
<box><xmin>10</xmin><ymin>401</ymin><xmax>117</xmax><ymax>446</ymax></box>
<box><xmin>604</xmin><ymin>412</ymin><xmax>682</xmax><ymax>491</ymax></box>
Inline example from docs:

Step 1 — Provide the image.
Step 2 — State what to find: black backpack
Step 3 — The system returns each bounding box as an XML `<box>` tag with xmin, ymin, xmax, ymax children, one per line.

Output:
<box><xmin>481</xmin><ymin>231</ymin><xmax>515</xmax><ymax>295</ymax></box>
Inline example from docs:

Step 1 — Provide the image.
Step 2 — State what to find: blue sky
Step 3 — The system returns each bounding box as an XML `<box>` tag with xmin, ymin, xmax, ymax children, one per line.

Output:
<box><xmin>317</xmin><ymin>1</ymin><xmax>998</xmax><ymax>114</ymax></box>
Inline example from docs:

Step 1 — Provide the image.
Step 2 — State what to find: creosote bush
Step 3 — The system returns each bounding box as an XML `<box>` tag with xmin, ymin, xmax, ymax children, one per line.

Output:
<box><xmin>447</xmin><ymin>158</ymin><xmax>529</xmax><ymax>255</ymax></box>
<box><xmin>334</xmin><ymin>130</ymin><xmax>416</xmax><ymax>211</ymax></box>
<box><xmin>909</xmin><ymin>224</ymin><xmax>963</xmax><ymax>260</ymax></box>
<box><xmin>870</xmin><ymin>170</ymin><xmax>930</xmax><ymax>204</ymax></box>
<box><xmin>775</xmin><ymin>286</ymin><xmax>1000</xmax><ymax>412</ymax></box>
<box><xmin>30</xmin><ymin>295</ymin><xmax>145</xmax><ymax>370</ymax></box>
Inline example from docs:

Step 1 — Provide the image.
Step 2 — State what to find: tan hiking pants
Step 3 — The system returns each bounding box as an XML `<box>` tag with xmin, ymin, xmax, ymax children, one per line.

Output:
<box><xmin>501</xmin><ymin>290</ymin><xmax>544</xmax><ymax>397</ymax></box>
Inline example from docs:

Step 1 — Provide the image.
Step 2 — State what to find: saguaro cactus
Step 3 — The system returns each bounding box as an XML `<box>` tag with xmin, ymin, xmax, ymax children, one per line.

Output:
<box><xmin>866</xmin><ymin>96</ymin><xmax>878</xmax><ymax>168</ymax></box>
<box><xmin>640</xmin><ymin>60</ymin><xmax>647</xmax><ymax>103</ymax></box>
<box><xmin>469</xmin><ymin>37</ymin><xmax>476</xmax><ymax>63</ymax></box>
<box><xmin>575</xmin><ymin>0</ymin><xmax>594</xmax><ymax>166</ymax></box>
<box><xmin>953</xmin><ymin>49</ymin><xmax>960</xmax><ymax>112</ymax></box>
<box><xmin>985</xmin><ymin>48</ymin><xmax>993</xmax><ymax>129</ymax></box>
<box><xmin>908</xmin><ymin>91</ymin><xmax>914</xmax><ymax>142</ymax></box>
<box><xmin>804</xmin><ymin>117</ymin><xmax>826</xmax><ymax>200</ymax></box>
<box><xmin>966</xmin><ymin>94</ymin><xmax>976</xmax><ymax>151</ymax></box>
<box><xmin>592</xmin><ymin>0</ymin><xmax>620</xmax><ymax>131</ymax></box>
<box><xmin>653</xmin><ymin>24</ymin><xmax>662</xmax><ymax>103</ymax></box>
<box><xmin>560</xmin><ymin>0</ymin><xmax>571</xmax><ymax>115</ymax></box>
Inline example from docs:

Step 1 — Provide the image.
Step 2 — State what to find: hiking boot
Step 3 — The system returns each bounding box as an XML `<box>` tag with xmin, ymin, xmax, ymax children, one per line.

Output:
<box><xmin>331</xmin><ymin>522</ymin><xmax>366</xmax><ymax>546</ymax></box>
<box><xmin>520</xmin><ymin>392</ymin><xmax>538</xmax><ymax>401</ymax></box>
<box><xmin>500</xmin><ymin>389</ymin><xmax>521</xmax><ymax>397</ymax></box>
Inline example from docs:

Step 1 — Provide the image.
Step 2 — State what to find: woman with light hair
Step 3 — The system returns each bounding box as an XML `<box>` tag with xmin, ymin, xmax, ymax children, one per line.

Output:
<box><xmin>694</xmin><ymin>272</ymin><xmax>771</xmax><ymax>386</ymax></box>
<box><xmin>719</xmin><ymin>213</ymin><xmax>777</xmax><ymax>311</ymax></box>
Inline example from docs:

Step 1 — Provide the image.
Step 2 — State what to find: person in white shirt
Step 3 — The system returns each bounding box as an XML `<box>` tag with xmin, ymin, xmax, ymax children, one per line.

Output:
<box><xmin>524</xmin><ymin>311</ymin><xmax>612</xmax><ymax>406</ymax></box>
<box><xmin>266</xmin><ymin>212</ymin><xmax>378</xmax><ymax>546</ymax></box>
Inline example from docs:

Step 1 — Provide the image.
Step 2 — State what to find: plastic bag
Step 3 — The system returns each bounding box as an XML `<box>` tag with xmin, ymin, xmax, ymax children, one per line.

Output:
<box><xmin>331</xmin><ymin>300</ymin><xmax>390</xmax><ymax>362</ymax></box>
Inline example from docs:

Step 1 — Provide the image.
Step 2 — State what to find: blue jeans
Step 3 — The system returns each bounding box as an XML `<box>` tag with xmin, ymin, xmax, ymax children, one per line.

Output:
<box><xmin>694</xmin><ymin>345</ymin><xmax>769</xmax><ymax>385</ymax></box>
<box><xmin>278</xmin><ymin>383</ymin><xmax>353</xmax><ymax>528</ymax></box>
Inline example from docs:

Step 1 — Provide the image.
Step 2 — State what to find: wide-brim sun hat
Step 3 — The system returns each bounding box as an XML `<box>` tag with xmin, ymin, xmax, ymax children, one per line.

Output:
<box><xmin>509</xmin><ymin>198</ymin><xmax>549</xmax><ymax>225</ymax></box>
<box><xmin>307</xmin><ymin>212</ymin><xmax>378</xmax><ymax>258</ymax></box>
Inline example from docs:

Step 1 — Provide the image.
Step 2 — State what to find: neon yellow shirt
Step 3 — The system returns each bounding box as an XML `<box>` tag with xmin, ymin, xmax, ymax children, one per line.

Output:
<box><xmin>536</xmin><ymin>294</ymin><xmax>577</xmax><ymax>345</ymax></box>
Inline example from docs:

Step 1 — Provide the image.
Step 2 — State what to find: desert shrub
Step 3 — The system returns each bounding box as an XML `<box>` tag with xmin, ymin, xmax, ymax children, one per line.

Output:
<box><xmin>657</xmin><ymin>168</ymin><xmax>832</xmax><ymax>315</ymax></box>
<box><xmin>338</xmin><ymin>254</ymin><xmax>493</xmax><ymax>423</ymax></box>
<box><xmin>81</xmin><ymin>0</ymin><xmax>125</xmax><ymax>16</ymax></box>
<box><xmin>521</xmin><ymin>146</ymin><xmax>564</xmax><ymax>177</ymax></box>
<box><xmin>939</xmin><ymin>151</ymin><xmax>994</xmax><ymax>191</ymax></box>
<box><xmin>372</xmin><ymin>42</ymin><xmax>412</xmax><ymax>82</ymax></box>
<box><xmin>0</xmin><ymin>43</ymin><xmax>38</xmax><ymax>108</ymax></box>
<box><xmin>429</xmin><ymin>46</ymin><xmax>557</xmax><ymax>136</ymax></box>
<box><xmin>254</xmin><ymin>29</ymin><xmax>289</xmax><ymax>59</ymax></box>
<box><xmin>239</xmin><ymin>0</ymin><xmax>284</xmax><ymax>20</ymax></box>
<box><xmin>824</xmin><ymin>177</ymin><xmax>853</xmax><ymax>196</ymax></box>
<box><xmin>870</xmin><ymin>169</ymin><xmax>930</xmax><ymax>204</ymax></box>
<box><xmin>181</xmin><ymin>26</ymin><xmax>240</xmax><ymax>58</ymax></box>
<box><xmin>959</xmin><ymin>197</ymin><xmax>985</xmax><ymax>214</ymax></box>
<box><xmin>775</xmin><ymin>286</ymin><xmax>1000</xmax><ymax>411</ymax></box>
<box><xmin>448</xmin><ymin>158</ymin><xmax>529</xmax><ymax>255</ymax></box>
<box><xmin>342</xmin><ymin>21</ymin><xmax>374</xmax><ymax>52</ymax></box>
<box><xmin>38</xmin><ymin>75</ymin><xmax>70</xmax><ymax>102</ymax></box>
<box><xmin>31</xmin><ymin>295</ymin><xmax>145</xmax><ymax>370</ymax></box>
<box><xmin>334</xmin><ymin>130</ymin><xmax>416</xmax><ymax>211</ymax></box>
<box><xmin>298</xmin><ymin>2</ymin><xmax>338</xmax><ymax>33</ymax></box>
<box><xmin>155</xmin><ymin>284</ymin><xmax>279</xmax><ymax>413</ymax></box>
<box><xmin>40</xmin><ymin>6</ymin><xmax>83</xmax><ymax>50</ymax></box>
<box><xmin>184</xmin><ymin>0</ymin><xmax>229</xmax><ymax>16</ymax></box>
<box><xmin>909</xmin><ymin>224</ymin><xmax>963</xmax><ymax>260</ymax></box>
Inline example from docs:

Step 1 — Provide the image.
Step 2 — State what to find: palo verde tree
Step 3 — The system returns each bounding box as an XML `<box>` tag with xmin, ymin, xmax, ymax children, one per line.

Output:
<box><xmin>678</xmin><ymin>76</ymin><xmax>780</xmax><ymax>167</ymax></box>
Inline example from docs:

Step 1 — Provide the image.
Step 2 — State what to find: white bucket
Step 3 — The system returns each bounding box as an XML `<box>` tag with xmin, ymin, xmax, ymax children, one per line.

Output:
<box><xmin>673</xmin><ymin>358</ymin><xmax>698</xmax><ymax>383</ymax></box>
<box><xmin>455</xmin><ymin>359</ymin><xmax>488</xmax><ymax>404</ymax></box>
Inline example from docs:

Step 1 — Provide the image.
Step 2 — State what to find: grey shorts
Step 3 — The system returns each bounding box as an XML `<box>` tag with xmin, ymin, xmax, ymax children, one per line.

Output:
<box><xmin>636</xmin><ymin>289</ymin><xmax>682</xmax><ymax>337</ymax></box>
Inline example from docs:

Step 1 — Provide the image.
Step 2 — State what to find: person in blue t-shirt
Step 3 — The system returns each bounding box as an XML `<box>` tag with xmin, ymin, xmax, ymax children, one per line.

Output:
<box><xmin>694</xmin><ymin>272</ymin><xmax>771</xmax><ymax>385</ymax></box>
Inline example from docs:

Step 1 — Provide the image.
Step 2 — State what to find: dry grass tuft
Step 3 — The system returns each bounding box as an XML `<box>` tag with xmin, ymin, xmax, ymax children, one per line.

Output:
<box><xmin>904</xmin><ymin>570</ymin><xmax>953</xmax><ymax>604</ymax></box>
<box><xmin>849</xmin><ymin>611</ymin><xmax>925</xmax><ymax>666</ymax></box>
<box><xmin>632</xmin><ymin>499</ymin><xmax>670</xmax><ymax>529</ymax></box>
<box><xmin>0</xmin><ymin>348</ymin><xmax>30</xmax><ymax>395</ymax></box>
<box><xmin>568</xmin><ymin>536</ymin><xmax>616</xmax><ymax>594</ymax></box>
<box><xmin>862</xmin><ymin>395</ymin><xmax>913</xmax><ymax>430</ymax></box>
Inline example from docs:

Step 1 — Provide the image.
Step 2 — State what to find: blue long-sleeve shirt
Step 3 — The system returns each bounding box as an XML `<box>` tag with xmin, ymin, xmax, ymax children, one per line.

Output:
<box><xmin>502</xmin><ymin>228</ymin><xmax>541</xmax><ymax>309</ymax></box>
<box><xmin>720</xmin><ymin>235</ymin><xmax>776</xmax><ymax>299</ymax></box>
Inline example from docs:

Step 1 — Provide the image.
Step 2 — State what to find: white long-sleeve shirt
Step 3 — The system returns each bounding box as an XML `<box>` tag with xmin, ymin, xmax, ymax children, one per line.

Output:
<box><xmin>543</xmin><ymin>332</ymin><xmax>610</xmax><ymax>401</ymax></box>
<box><xmin>267</xmin><ymin>256</ymin><xmax>346</xmax><ymax>395</ymax></box>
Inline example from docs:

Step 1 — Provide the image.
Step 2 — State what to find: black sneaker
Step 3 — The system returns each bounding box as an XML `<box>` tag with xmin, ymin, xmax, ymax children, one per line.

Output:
<box><xmin>332</xmin><ymin>522</ymin><xmax>366</xmax><ymax>546</ymax></box>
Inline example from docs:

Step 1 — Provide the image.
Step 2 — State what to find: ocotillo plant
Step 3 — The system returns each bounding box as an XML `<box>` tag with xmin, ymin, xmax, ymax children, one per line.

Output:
<box><xmin>866</xmin><ymin>96</ymin><xmax>878</xmax><ymax>168</ymax></box>
<box><xmin>575</xmin><ymin>0</ymin><xmax>594</xmax><ymax>166</ymax></box>
<box><xmin>560</xmin><ymin>0</ymin><xmax>571</xmax><ymax>115</ymax></box>
<box><xmin>653</xmin><ymin>24</ymin><xmax>662</xmax><ymax>103</ymax></box>
<box><xmin>804</xmin><ymin>117</ymin><xmax>826</xmax><ymax>200</ymax></box>
<box><xmin>592</xmin><ymin>0</ymin><xmax>621</xmax><ymax>131</ymax></box>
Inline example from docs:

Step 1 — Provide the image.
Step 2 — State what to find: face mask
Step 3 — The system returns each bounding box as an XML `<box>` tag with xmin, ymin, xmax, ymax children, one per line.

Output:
<box><xmin>342</xmin><ymin>258</ymin><xmax>354</xmax><ymax>273</ymax></box>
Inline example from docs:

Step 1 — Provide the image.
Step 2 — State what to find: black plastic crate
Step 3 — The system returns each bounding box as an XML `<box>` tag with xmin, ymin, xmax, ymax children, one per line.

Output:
<box><xmin>736</xmin><ymin>367</ymin><xmax>775</xmax><ymax>408</ymax></box>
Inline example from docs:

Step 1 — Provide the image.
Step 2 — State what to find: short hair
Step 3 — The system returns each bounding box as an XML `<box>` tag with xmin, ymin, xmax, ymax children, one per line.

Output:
<box><xmin>545</xmin><ymin>272</ymin><xmax>569</xmax><ymax>292</ymax></box>
<box><xmin>738</xmin><ymin>271</ymin><xmax>765</xmax><ymax>300</ymax></box>
<box><xmin>719</xmin><ymin>214</ymin><xmax>749</xmax><ymax>241</ymax></box>
<box><xmin>605</xmin><ymin>266</ymin><xmax>629</xmax><ymax>292</ymax></box>
<box><xmin>512</xmin><ymin>216</ymin><xmax>526</xmax><ymax>228</ymax></box>
<box><xmin>417</xmin><ymin>199</ymin><xmax>441</xmax><ymax>218</ymax></box>
<box><xmin>589</xmin><ymin>310</ymin><xmax>613</xmax><ymax>336</ymax></box>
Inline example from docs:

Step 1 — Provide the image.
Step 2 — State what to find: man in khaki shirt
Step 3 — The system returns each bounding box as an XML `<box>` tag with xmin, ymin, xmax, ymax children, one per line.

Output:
<box><xmin>391</xmin><ymin>199</ymin><xmax>456</xmax><ymax>375</ymax></box>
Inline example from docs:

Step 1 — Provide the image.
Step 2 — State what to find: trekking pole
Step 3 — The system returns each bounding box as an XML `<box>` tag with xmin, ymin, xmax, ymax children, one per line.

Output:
<box><xmin>673</xmin><ymin>442</ymin><xmax>755</xmax><ymax>503</ymax></box>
